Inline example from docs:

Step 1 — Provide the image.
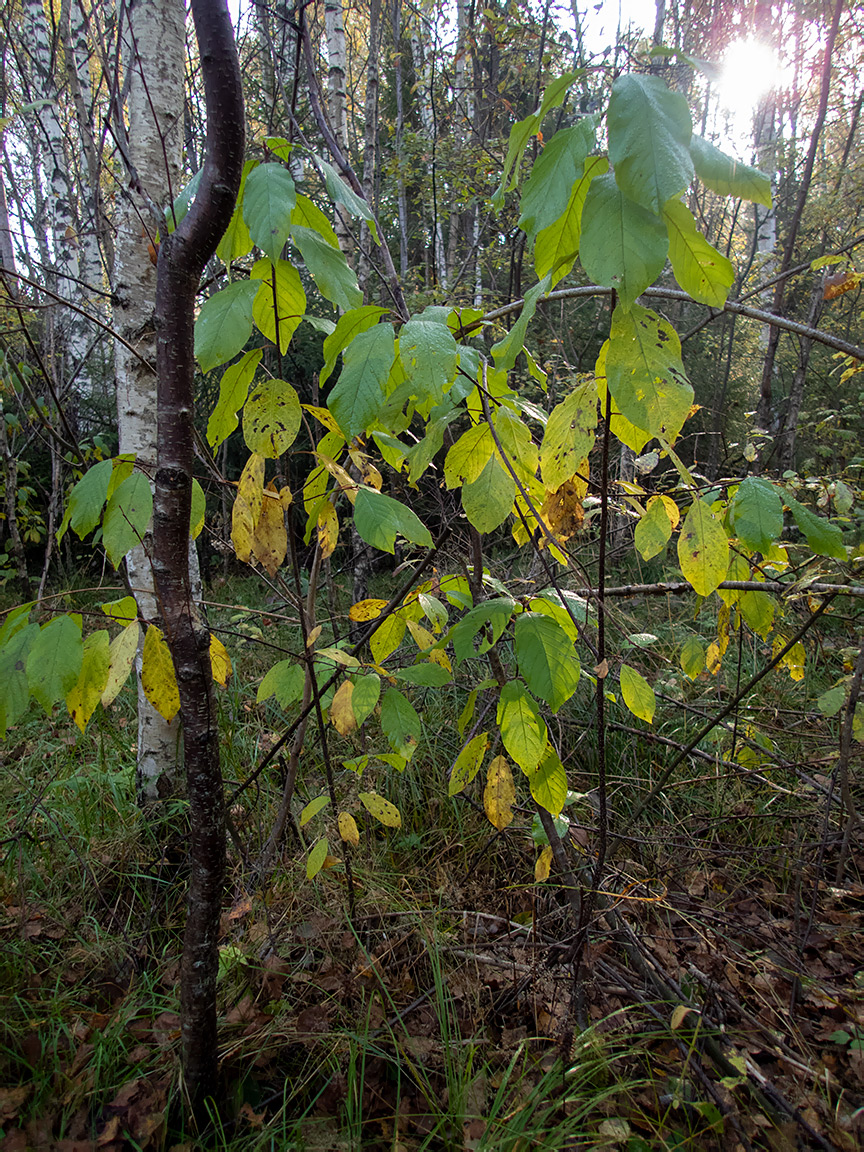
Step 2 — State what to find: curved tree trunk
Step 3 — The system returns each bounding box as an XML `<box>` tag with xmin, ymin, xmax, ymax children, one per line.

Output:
<box><xmin>152</xmin><ymin>0</ymin><xmax>244</xmax><ymax>1110</ymax></box>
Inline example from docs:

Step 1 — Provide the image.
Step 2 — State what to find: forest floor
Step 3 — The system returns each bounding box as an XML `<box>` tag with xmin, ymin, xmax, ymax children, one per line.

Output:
<box><xmin>0</xmin><ymin>563</ymin><xmax>862</xmax><ymax>1151</ymax></box>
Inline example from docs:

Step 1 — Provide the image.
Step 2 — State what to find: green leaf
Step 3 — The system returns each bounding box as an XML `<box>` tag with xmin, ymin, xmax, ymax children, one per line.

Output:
<box><xmin>534</xmin><ymin>155</ymin><xmax>607</xmax><ymax>287</ymax></box>
<box><xmin>194</xmin><ymin>280</ymin><xmax>259</xmax><ymax>373</ymax></box>
<box><xmin>0</xmin><ymin>623</ymin><xmax>38</xmax><ymax>735</ymax></box>
<box><xmin>320</xmin><ymin>305</ymin><xmax>389</xmax><ymax>388</ymax></box>
<box><xmin>450</xmin><ymin>598</ymin><xmax>516</xmax><ymax>664</ymax></box>
<box><xmin>817</xmin><ymin>685</ymin><xmax>845</xmax><ymax>718</ymax></box>
<box><xmin>579</xmin><ymin>173</ymin><xmax>669</xmax><ymax>308</ymax></box>
<box><xmin>243</xmin><ymin>377</ymin><xmax>302</xmax><ymax>458</ymax></box>
<box><xmin>739</xmin><ymin>589</ymin><xmax>775</xmax><ymax>639</ymax></box>
<box><xmin>351</xmin><ymin>673</ymin><xmax>381</xmax><ymax>725</ymax></box>
<box><xmin>327</xmin><ymin>323</ymin><xmax>395</xmax><ymax>438</ymax></box>
<box><xmin>300</xmin><ymin>795</ymin><xmax>330</xmax><ymax>826</ymax></box>
<box><xmin>492</xmin><ymin>70</ymin><xmax>582</xmax><ymax>209</ymax></box>
<box><xmin>492</xmin><ymin>275</ymin><xmax>551</xmax><ymax>373</ymax></box>
<box><xmin>251</xmin><ymin>258</ymin><xmax>306</xmax><ymax>353</ymax></box>
<box><xmin>317</xmin><ymin>157</ymin><xmax>379</xmax><ymax>242</ymax></box>
<box><xmin>689</xmin><ymin>135</ymin><xmax>771</xmax><ymax>207</ymax></box>
<box><xmin>663</xmin><ymin>199</ymin><xmax>734</xmax><ymax>307</ymax></box>
<box><xmin>529</xmin><ymin>746</ymin><xmax>568</xmax><ymax>815</ymax></box>
<box><xmin>0</xmin><ymin>603</ymin><xmax>34</xmax><ymax>649</ymax></box>
<box><xmin>217</xmin><ymin>158</ymin><xmax>256</xmax><ymax>263</ymax></box>
<box><xmin>620</xmin><ymin>664</ymin><xmax>655</xmax><ymax>723</ymax></box>
<box><xmin>785</xmin><ymin>495</ymin><xmax>846</xmax><ymax>561</ymax></box>
<box><xmin>515</xmin><ymin>612</ymin><xmax>580</xmax><ymax>713</ymax></box>
<box><xmin>306</xmin><ymin>838</ymin><xmax>329</xmax><ymax>879</ymax></box>
<box><xmin>291</xmin><ymin>225</ymin><xmax>363</xmax><ymax>311</ymax></box>
<box><xmin>497</xmin><ymin>681</ymin><xmax>547</xmax><ymax>774</ymax></box>
<box><xmin>207</xmin><ymin>349</ymin><xmax>262</xmax><ymax>450</ymax></box>
<box><xmin>449</xmin><ymin>731</ymin><xmax>489</xmax><ymax>796</ymax></box>
<box><xmin>519</xmin><ymin>118</ymin><xmax>597</xmax><ymax>241</ymax></box>
<box><xmin>292</xmin><ymin>193</ymin><xmax>340</xmax><ymax>248</ymax></box>
<box><xmin>539</xmin><ymin>381</ymin><xmax>597</xmax><ymax>489</ymax></box>
<box><xmin>606</xmin><ymin>304</ymin><xmax>693</xmax><ymax>442</ymax></box>
<box><xmin>680</xmin><ymin>636</ymin><xmax>705</xmax><ymax>679</ymax></box>
<box><xmin>26</xmin><ymin>615</ymin><xmax>83</xmax><ymax>714</ymax></box>
<box><xmin>635</xmin><ymin>498</ymin><xmax>673</xmax><ymax>560</ymax></box>
<box><xmin>444</xmin><ymin>423</ymin><xmax>495</xmax><ymax>489</ymax></box>
<box><xmin>102</xmin><ymin>471</ymin><xmax>153</xmax><ymax>568</ymax></box>
<box><xmin>353</xmin><ymin>488</ymin><xmax>433</xmax><ymax>554</ymax></box>
<box><xmin>380</xmin><ymin>686</ymin><xmax>421</xmax><ymax>758</ymax></box>
<box><xmin>257</xmin><ymin>660</ymin><xmax>305</xmax><ymax>707</ymax></box>
<box><xmin>243</xmin><ymin>162</ymin><xmax>296</xmax><ymax>262</ymax></box>
<box><xmin>678</xmin><ymin>498</ymin><xmax>730</xmax><ymax>597</ymax></box>
<box><xmin>61</xmin><ymin>458</ymin><xmax>113</xmax><ymax>542</ymax></box>
<box><xmin>607</xmin><ymin>73</ymin><xmax>693</xmax><ymax>213</ymax></box>
<box><xmin>730</xmin><ymin>477</ymin><xmax>783</xmax><ymax>554</ymax></box>
<box><xmin>399</xmin><ymin>307</ymin><xmax>459</xmax><ymax>406</ymax></box>
<box><xmin>394</xmin><ymin>663</ymin><xmax>452</xmax><ymax>686</ymax></box>
<box><xmin>461</xmin><ymin>456</ymin><xmax>516</xmax><ymax>534</ymax></box>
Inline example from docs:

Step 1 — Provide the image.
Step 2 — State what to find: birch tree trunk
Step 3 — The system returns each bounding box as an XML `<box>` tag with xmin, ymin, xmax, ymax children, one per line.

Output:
<box><xmin>357</xmin><ymin>0</ymin><xmax>380</xmax><ymax>295</ymax></box>
<box><xmin>325</xmin><ymin>0</ymin><xmax>352</xmax><ymax>256</ymax></box>
<box><xmin>113</xmin><ymin>0</ymin><xmax>187</xmax><ymax>805</ymax></box>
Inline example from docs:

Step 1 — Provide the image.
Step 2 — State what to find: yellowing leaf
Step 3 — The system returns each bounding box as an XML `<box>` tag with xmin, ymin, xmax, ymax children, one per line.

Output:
<box><xmin>619</xmin><ymin>664</ymin><xmax>655</xmax><ymax>724</ymax></box>
<box><xmin>317</xmin><ymin>501</ymin><xmax>339</xmax><ymax>559</ymax></box>
<box><xmin>535</xmin><ymin>844</ymin><xmax>553</xmax><ymax>882</ymax></box>
<box><xmin>66</xmin><ymin>630</ymin><xmax>110</xmax><ymax>732</ymax></box>
<box><xmin>358</xmin><ymin>792</ymin><xmax>402</xmax><ymax>828</ymax></box>
<box><xmin>671</xmin><ymin>1004</ymin><xmax>694</xmax><ymax>1030</ymax></box>
<box><xmin>338</xmin><ymin>811</ymin><xmax>360</xmax><ymax>847</ymax></box>
<box><xmin>209</xmin><ymin>634</ymin><xmax>232</xmax><ymax>687</ymax></box>
<box><xmin>449</xmin><ymin>731</ymin><xmax>489</xmax><ymax>796</ymax></box>
<box><xmin>680</xmin><ymin>636</ymin><xmax>705</xmax><ymax>680</ymax></box>
<box><xmin>484</xmin><ymin>756</ymin><xmax>515</xmax><ymax>830</ymax></box>
<box><xmin>349</xmin><ymin>599</ymin><xmax>388</xmax><ymax>622</ymax></box>
<box><xmin>706</xmin><ymin>640</ymin><xmax>722</xmax><ymax>675</ymax></box>
<box><xmin>775</xmin><ymin>638</ymin><xmax>806</xmax><ymax>682</ymax></box>
<box><xmin>370</xmin><ymin>614</ymin><xmax>405</xmax><ymax>664</ymax></box>
<box><xmin>100</xmin><ymin>595</ymin><xmax>138</xmax><ymax>626</ymax></box>
<box><xmin>318</xmin><ymin>454</ymin><xmax>358</xmax><ymax>503</ymax></box>
<box><xmin>141</xmin><ymin>625</ymin><xmax>180</xmax><ymax>722</ymax></box>
<box><xmin>300</xmin><ymin>795</ymin><xmax>330</xmax><ymax>826</ymax></box>
<box><xmin>677</xmin><ymin>498</ymin><xmax>729</xmax><ymax>598</ymax></box>
<box><xmin>406</xmin><ymin>619</ymin><xmax>435</xmax><ymax>651</ymax></box>
<box><xmin>330</xmin><ymin>680</ymin><xmax>356</xmax><ymax>736</ymax></box>
<box><xmin>101</xmin><ymin>621</ymin><xmax>140</xmax><ymax>706</ymax></box>
<box><xmin>251</xmin><ymin>486</ymin><xmax>288</xmax><ymax>576</ymax></box>
<box><xmin>231</xmin><ymin>495</ymin><xmax>255</xmax><ymax>563</ymax></box>
<box><xmin>307</xmin><ymin>838</ymin><xmax>329</xmax><ymax>879</ymax></box>
<box><xmin>238</xmin><ymin>452</ymin><xmax>266</xmax><ymax>525</ymax></box>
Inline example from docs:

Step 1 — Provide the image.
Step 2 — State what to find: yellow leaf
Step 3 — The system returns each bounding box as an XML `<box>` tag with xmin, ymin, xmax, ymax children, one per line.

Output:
<box><xmin>330</xmin><ymin>680</ymin><xmax>357</xmax><ymax>735</ymax></box>
<box><xmin>348</xmin><ymin>448</ymin><xmax>383</xmax><ymax>490</ymax></box>
<box><xmin>317</xmin><ymin>454</ymin><xmax>358</xmax><ymax>503</ymax></box>
<box><xmin>484</xmin><ymin>756</ymin><xmax>515</xmax><ymax>831</ymax></box>
<box><xmin>231</xmin><ymin>495</ymin><xmax>254</xmax><ymax>563</ymax></box>
<box><xmin>338</xmin><ymin>811</ymin><xmax>360</xmax><ymax>847</ymax></box>
<box><xmin>406</xmin><ymin>620</ymin><xmax>435</xmax><ymax>651</ymax></box>
<box><xmin>427</xmin><ymin>647</ymin><xmax>452</xmax><ymax>673</ymax></box>
<box><xmin>349</xmin><ymin>599</ymin><xmax>388</xmax><ymax>622</ymax></box>
<box><xmin>370</xmin><ymin>614</ymin><xmax>405</xmax><ymax>664</ymax></box>
<box><xmin>671</xmin><ymin>1004</ymin><xmax>694</xmax><ymax>1030</ymax></box>
<box><xmin>279</xmin><ymin>484</ymin><xmax>293</xmax><ymax>510</ymax></box>
<box><xmin>66</xmin><ymin>630</ymin><xmax>110</xmax><ymax>733</ymax></box>
<box><xmin>101</xmin><ymin>620</ymin><xmax>140</xmax><ymax>707</ymax></box>
<box><xmin>650</xmin><ymin>493</ymin><xmax>680</xmax><ymax>529</ymax></box>
<box><xmin>238</xmin><ymin>452</ymin><xmax>266</xmax><ymax>526</ymax></box>
<box><xmin>209</xmin><ymin>634</ymin><xmax>232</xmax><ymax>686</ymax></box>
<box><xmin>705</xmin><ymin>640</ymin><xmax>722</xmax><ymax>675</ymax></box>
<box><xmin>358</xmin><ymin>791</ymin><xmax>402</xmax><ymax>828</ymax></box>
<box><xmin>141</xmin><ymin>624</ymin><xmax>180</xmax><ymax>722</ymax></box>
<box><xmin>317</xmin><ymin>501</ymin><xmax>339</xmax><ymax>559</ymax></box>
<box><xmin>252</xmin><ymin>483</ymin><xmax>287</xmax><ymax>576</ymax></box>
<box><xmin>302</xmin><ymin>403</ymin><xmax>342</xmax><ymax>434</ymax></box>
<box><xmin>775</xmin><ymin>638</ymin><xmax>806</xmax><ymax>681</ymax></box>
<box><xmin>306</xmin><ymin>624</ymin><xmax>322</xmax><ymax>648</ymax></box>
<box><xmin>535</xmin><ymin>844</ymin><xmax>553</xmax><ymax>882</ymax></box>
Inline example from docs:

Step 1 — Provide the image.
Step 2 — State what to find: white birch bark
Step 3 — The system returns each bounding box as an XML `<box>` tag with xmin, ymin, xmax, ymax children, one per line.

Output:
<box><xmin>325</xmin><ymin>0</ymin><xmax>352</xmax><ymax>255</ymax></box>
<box><xmin>113</xmin><ymin>0</ymin><xmax>187</xmax><ymax>804</ymax></box>
<box><xmin>410</xmin><ymin>15</ymin><xmax>446</xmax><ymax>288</ymax></box>
<box><xmin>19</xmin><ymin>0</ymin><xmax>81</xmax><ymax>385</ymax></box>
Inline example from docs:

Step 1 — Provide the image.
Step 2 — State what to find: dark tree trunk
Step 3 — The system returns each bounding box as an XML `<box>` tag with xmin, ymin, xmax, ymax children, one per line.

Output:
<box><xmin>151</xmin><ymin>0</ymin><xmax>244</xmax><ymax>1113</ymax></box>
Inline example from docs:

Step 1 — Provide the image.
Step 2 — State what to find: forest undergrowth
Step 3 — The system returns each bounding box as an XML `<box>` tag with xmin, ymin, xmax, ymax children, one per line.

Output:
<box><xmin>0</xmin><ymin>537</ymin><xmax>861</xmax><ymax>1152</ymax></box>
